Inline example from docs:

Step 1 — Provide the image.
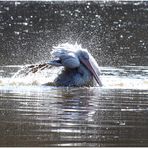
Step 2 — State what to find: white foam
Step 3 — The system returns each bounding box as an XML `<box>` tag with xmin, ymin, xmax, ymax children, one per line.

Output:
<box><xmin>0</xmin><ymin>74</ymin><xmax>148</xmax><ymax>90</ymax></box>
<box><xmin>101</xmin><ymin>76</ymin><xmax>148</xmax><ymax>90</ymax></box>
<box><xmin>0</xmin><ymin>64</ymin><xmax>147</xmax><ymax>90</ymax></box>
<box><xmin>0</xmin><ymin>66</ymin><xmax>61</xmax><ymax>86</ymax></box>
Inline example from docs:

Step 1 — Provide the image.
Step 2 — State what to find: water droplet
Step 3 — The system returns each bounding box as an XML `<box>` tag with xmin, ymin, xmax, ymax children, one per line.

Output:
<box><xmin>23</xmin><ymin>22</ymin><xmax>28</xmax><ymax>26</ymax></box>
<box><xmin>120</xmin><ymin>35</ymin><xmax>123</xmax><ymax>38</ymax></box>
<box><xmin>14</xmin><ymin>31</ymin><xmax>20</xmax><ymax>35</ymax></box>
<box><xmin>119</xmin><ymin>121</ymin><xmax>126</xmax><ymax>126</ymax></box>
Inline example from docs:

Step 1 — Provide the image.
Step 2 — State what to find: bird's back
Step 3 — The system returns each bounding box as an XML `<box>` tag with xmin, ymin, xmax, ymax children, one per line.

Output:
<box><xmin>54</xmin><ymin>64</ymin><xmax>94</xmax><ymax>87</ymax></box>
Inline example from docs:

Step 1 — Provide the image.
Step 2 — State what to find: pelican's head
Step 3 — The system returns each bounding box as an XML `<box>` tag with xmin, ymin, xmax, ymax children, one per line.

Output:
<box><xmin>48</xmin><ymin>43</ymin><xmax>103</xmax><ymax>87</ymax></box>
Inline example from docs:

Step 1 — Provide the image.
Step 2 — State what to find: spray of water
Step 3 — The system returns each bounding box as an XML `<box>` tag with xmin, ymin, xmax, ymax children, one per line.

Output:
<box><xmin>0</xmin><ymin>66</ymin><xmax>148</xmax><ymax>90</ymax></box>
<box><xmin>0</xmin><ymin>43</ymin><xmax>147</xmax><ymax>90</ymax></box>
<box><xmin>0</xmin><ymin>64</ymin><xmax>62</xmax><ymax>86</ymax></box>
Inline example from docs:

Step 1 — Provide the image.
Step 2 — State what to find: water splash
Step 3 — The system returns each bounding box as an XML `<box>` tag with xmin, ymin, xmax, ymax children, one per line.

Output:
<box><xmin>0</xmin><ymin>65</ymin><xmax>62</xmax><ymax>86</ymax></box>
<box><xmin>0</xmin><ymin>65</ymin><xmax>147</xmax><ymax>90</ymax></box>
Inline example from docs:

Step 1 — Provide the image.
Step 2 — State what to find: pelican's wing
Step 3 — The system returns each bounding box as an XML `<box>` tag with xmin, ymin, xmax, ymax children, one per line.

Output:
<box><xmin>50</xmin><ymin>48</ymin><xmax>80</xmax><ymax>69</ymax></box>
<box><xmin>60</xmin><ymin>52</ymin><xmax>80</xmax><ymax>68</ymax></box>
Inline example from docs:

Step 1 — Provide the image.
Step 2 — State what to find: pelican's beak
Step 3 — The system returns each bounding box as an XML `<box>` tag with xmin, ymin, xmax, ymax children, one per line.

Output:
<box><xmin>81</xmin><ymin>59</ymin><xmax>103</xmax><ymax>87</ymax></box>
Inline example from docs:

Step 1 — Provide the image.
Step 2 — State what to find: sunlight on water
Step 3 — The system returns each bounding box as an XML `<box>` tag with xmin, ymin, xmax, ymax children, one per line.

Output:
<box><xmin>0</xmin><ymin>1</ymin><xmax>148</xmax><ymax>147</ymax></box>
<box><xmin>0</xmin><ymin>65</ymin><xmax>147</xmax><ymax>90</ymax></box>
<box><xmin>102</xmin><ymin>75</ymin><xmax>148</xmax><ymax>90</ymax></box>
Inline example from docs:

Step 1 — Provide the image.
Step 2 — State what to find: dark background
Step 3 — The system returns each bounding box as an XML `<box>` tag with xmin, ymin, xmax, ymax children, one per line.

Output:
<box><xmin>0</xmin><ymin>1</ymin><xmax>147</xmax><ymax>66</ymax></box>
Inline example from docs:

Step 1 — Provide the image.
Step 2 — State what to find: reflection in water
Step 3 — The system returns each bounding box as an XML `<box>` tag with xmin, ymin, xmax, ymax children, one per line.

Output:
<box><xmin>0</xmin><ymin>79</ymin><xmax>148</xmax><ymax>146</ymax></box>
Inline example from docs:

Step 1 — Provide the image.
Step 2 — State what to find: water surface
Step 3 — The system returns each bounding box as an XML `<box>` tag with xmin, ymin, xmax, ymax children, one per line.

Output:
<box><xmin>0</xmin><ymin>1</ymin><xmax>148</xmax><ymax>147</ymax></box>
<box><xmin>0</xmin><ymin>65</ymin><xmax>148</xmax><ymax>147</ymax></box>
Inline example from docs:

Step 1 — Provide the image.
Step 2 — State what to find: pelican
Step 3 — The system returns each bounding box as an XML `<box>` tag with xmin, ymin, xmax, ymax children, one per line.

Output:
<box><xmin>47</xmin><ymin>43</ymin><xmax>103</xmax><ymax>87</ymax></box>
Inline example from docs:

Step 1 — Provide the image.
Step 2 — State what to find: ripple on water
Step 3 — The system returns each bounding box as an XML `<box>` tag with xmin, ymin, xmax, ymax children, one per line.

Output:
<box><xmin>0</xmin><ymin>66</ymin><xmax>148</xmax><ymax>146</ymax></box>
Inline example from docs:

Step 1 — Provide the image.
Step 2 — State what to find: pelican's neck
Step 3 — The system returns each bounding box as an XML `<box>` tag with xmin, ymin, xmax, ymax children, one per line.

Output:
<box><xmin>54</xmin><ymin>64</ymin><xmax>94</xmax><ymax>87</ymax></box>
